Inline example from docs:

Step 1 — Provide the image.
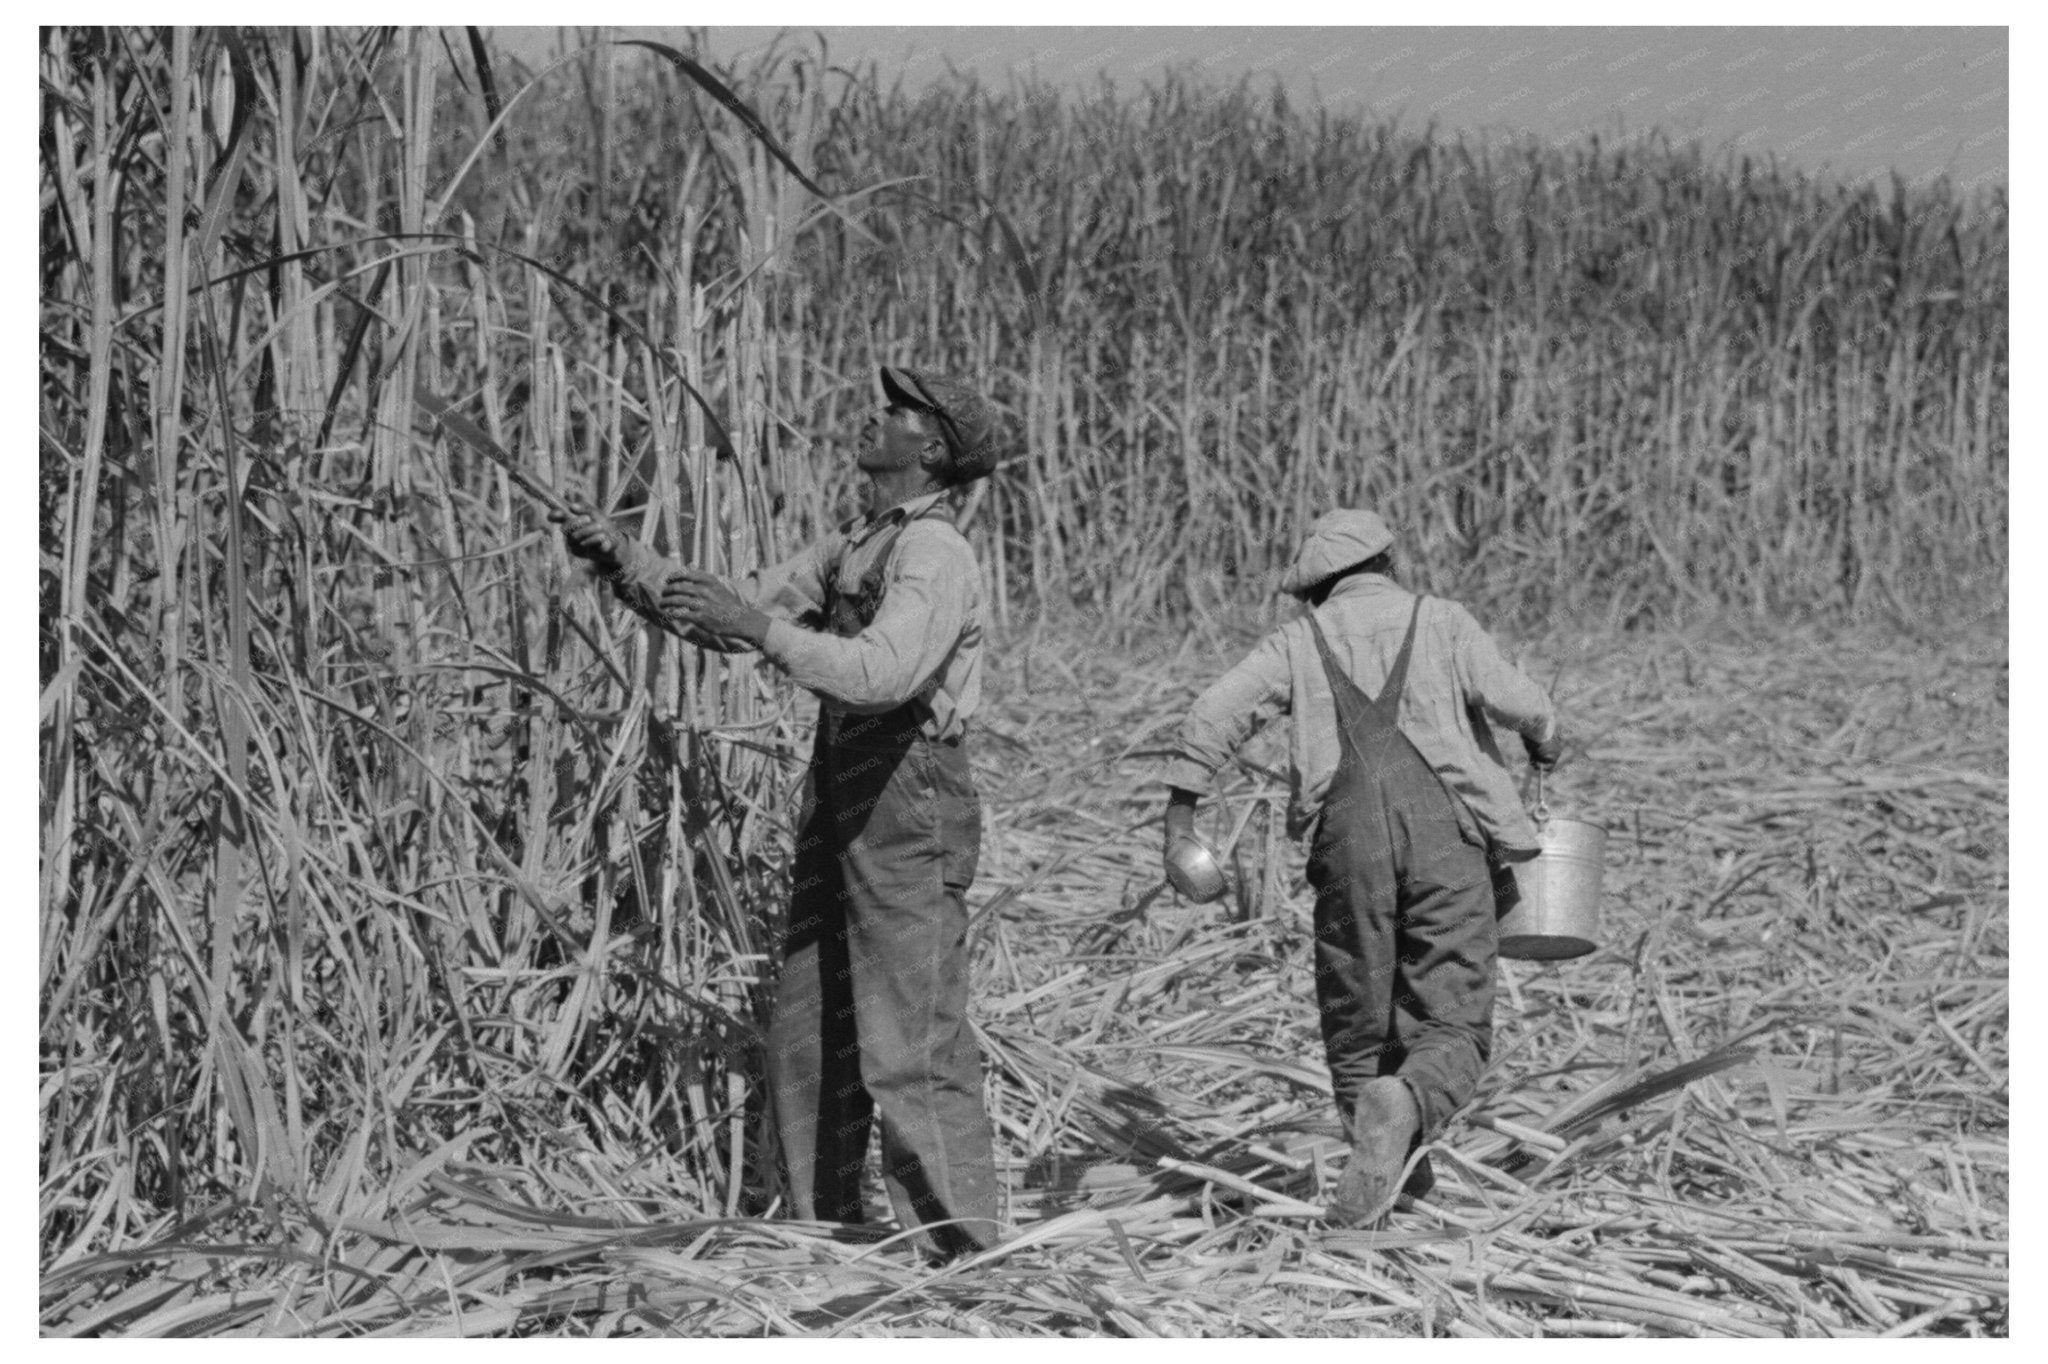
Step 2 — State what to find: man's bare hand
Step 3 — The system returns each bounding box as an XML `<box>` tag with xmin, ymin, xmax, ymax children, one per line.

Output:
<box><xmin>661</xmin><ymin>567</ymin><xmax>771</xmax><ymax>648</ymax></box>
<box><xmin>549</xmin><ymin>497</ymin><xmax>621</xmax><ymax>571</ymax></box>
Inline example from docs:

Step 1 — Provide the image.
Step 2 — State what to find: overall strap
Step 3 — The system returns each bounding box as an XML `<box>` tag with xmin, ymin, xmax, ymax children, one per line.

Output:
<box><xmin>824</xmin><ymin>500</ymin><xmax>951</xmax><ymax>638</ymax></box>
<box><xmin>1375</xmin><ymin>597</ymin><xmax>1426</xmax><ymax>716</ymax></box>
<box><xmin>1305</xmin><ymin>609</ymin><xmax>1377</xmax><ymax>739</ymax></box>
<box><xmin>1306</xmin><ymin>596</ymin><xmax>1427</xmax><ymax>718</ymax></box>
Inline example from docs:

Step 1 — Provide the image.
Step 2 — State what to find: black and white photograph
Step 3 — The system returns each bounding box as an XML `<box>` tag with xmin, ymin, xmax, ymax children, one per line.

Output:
<box><xmin>36</xmin><ymin>16</ymin><xmax>2010</xmax><ymax>1338</ymax></box>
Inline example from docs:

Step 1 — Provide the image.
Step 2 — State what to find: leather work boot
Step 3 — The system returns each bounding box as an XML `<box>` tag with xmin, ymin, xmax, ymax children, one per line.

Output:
<box><xmin>1330</xmin><ymin>1077</ymin><xmax>1421</xmax><ymax>1226</ymax></box>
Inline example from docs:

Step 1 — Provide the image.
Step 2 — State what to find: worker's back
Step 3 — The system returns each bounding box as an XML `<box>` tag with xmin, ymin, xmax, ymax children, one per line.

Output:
<box><xmin>1276</xmin><ymin>573</ymin><xmax>1553</xmax><ymax>858</ymax></box>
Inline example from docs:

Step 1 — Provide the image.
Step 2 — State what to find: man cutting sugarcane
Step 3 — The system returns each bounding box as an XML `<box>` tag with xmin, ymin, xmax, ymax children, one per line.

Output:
<box><xmin>1159</xmin><ymin>509</ymin><xmax>1563</xmax><ymax>1225</ymax></box>
<box><xmin>553</xmin><ymin>368</ymin><xmax>1004</xmax><ymax>1259</ymax></box>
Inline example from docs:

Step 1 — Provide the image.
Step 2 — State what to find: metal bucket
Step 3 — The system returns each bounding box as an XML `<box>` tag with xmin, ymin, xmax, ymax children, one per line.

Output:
<box><xmin>1499</xmin><ymin>816</ymin><xmax>1607</xmax><ymax>960</ymax></box>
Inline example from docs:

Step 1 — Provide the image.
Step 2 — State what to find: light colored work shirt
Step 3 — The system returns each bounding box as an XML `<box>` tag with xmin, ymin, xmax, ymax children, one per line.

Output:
<box><xmin>606</xmin><ymin>491</ymin><xmax>982</xmax><ymax>741</ymax></box>
<box><xmin>1161</xmin><ymin>573</ymin><xmax>1556</xmax><ymax>856</ymax></box>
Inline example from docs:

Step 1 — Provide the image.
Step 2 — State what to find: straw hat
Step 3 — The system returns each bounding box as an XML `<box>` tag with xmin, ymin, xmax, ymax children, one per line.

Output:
<box><xmin>1279</xmin><ymin>509</ymin><xmax>1395</xmax><ymax>596</ymax></box>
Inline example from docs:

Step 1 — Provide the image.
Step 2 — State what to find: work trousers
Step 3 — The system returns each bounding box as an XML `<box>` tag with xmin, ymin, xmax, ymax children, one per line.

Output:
<box><xmin>764</xmin><ymin>707</ymin><xmax>1000</xmax><ymax>1256</ymax></box>
<box><xmin>1307</xmin><ymin>799</ymin><xmax>1498</xmax><ymax>1143</ymax></box>
<box><xmin>1305</xmin><ymin>607</ymin><xmax>1498</xmax><ymax>1147</ymax></box>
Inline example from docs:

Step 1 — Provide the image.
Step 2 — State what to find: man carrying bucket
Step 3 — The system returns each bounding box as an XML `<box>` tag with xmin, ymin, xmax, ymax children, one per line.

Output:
<box><xmin>553</xmin><ymin>367</ymin><xmax>1004</xmax><ymax>1259</ymax></box>
<box><xmin>1159</xmin><ymin>509</ymin><xmax>1563</xmax><ymax>1225</ymax></box>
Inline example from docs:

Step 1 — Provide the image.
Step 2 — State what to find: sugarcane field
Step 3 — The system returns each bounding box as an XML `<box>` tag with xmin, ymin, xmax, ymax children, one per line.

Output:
<box><xmin>37</xmin><ymin>25</ymin><xmax>2010</xmax><ymax>1338</ymax></box>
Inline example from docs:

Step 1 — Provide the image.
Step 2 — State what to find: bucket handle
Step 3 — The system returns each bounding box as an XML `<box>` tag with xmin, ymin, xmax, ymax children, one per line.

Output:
<box><xmin>1533</xmin><ymin>767</ymin><xmax>1550</xmax><ymax>826</ymax></box>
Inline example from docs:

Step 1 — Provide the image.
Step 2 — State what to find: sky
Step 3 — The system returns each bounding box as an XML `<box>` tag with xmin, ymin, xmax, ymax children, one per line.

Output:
<box><xmin>491</xmin><ymin>23</ymin><xmax>2008</xmax><ymax>190</ymax></box>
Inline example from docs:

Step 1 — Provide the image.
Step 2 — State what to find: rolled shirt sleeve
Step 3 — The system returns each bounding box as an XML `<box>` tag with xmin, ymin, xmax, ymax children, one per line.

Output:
<box><xmin>1161</xmin><ymin>627</ymin><xmax>1293</xmax><ymax>795</ymax></box>
<box><xmin>757</xmin><ymin>524</ymin><xmax>974</xmax><ymax>711</ymax></box>
<box><xmin>599</xmin><ymin>534</ymin><xmax>836</xmax><ymax>651</ymax></box>
<box><xmin>741</xmin><ymin>539</ymin><xmax>836</xmax><ymax>631</ymax></box>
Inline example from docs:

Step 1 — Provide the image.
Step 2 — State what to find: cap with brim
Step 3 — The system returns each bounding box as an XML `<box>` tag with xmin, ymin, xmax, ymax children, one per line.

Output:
<box><xmin>880</xmin><ymin>366</ymin><xmax>1000</xmax><ymax>484</ymax></box>
<box><xmin>1279</xmin><ymin>509</ymin><xmax>1395</xmax><ymax>596</ymax></box>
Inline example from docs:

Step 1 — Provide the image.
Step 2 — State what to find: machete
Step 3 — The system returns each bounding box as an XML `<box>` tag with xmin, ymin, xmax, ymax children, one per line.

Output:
<box><xmin>415</xmin><ymin>387</ymin><xmax>579</xmax><ymax>518</ymax></box>
<box><xmin>417</xmin><ymin>387</ymin><xmax>709</xmax><ymax>643</ymax></box>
